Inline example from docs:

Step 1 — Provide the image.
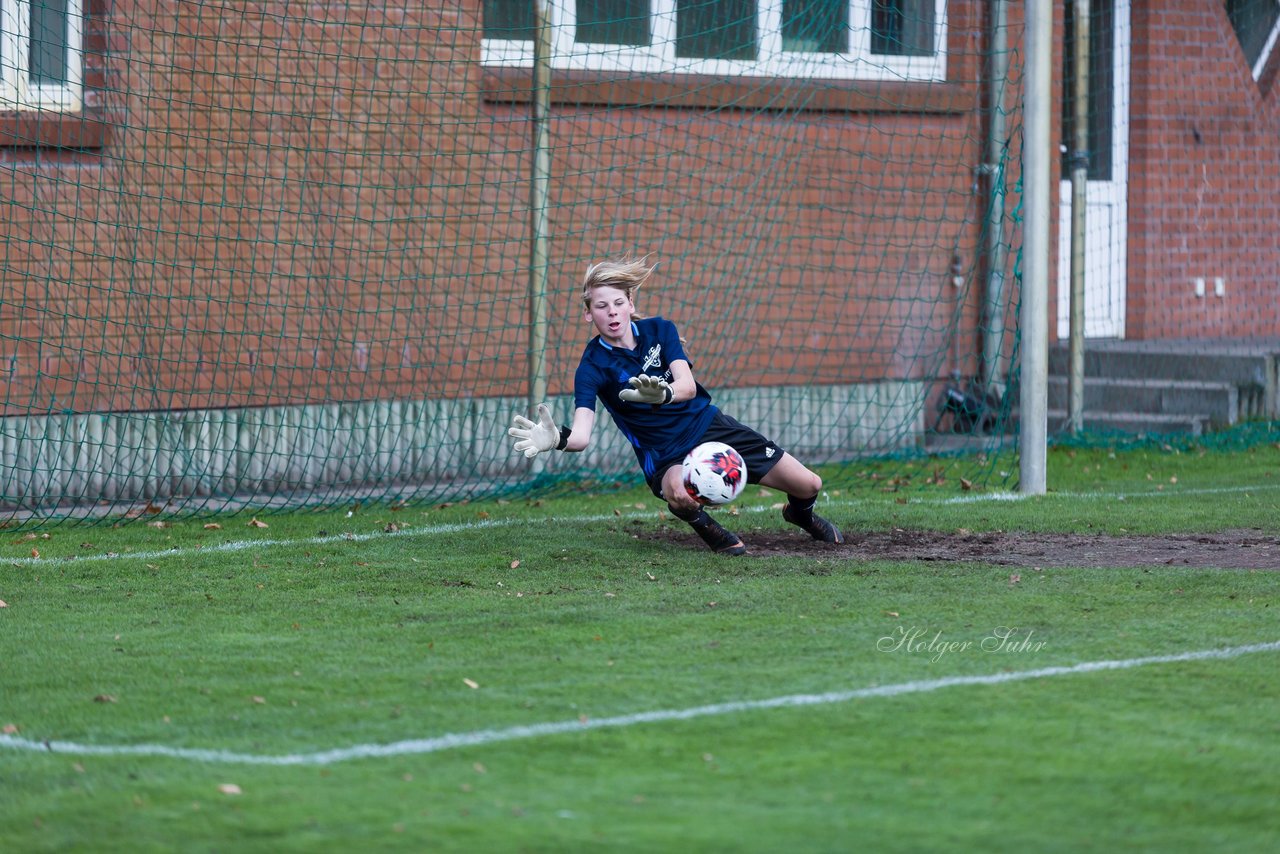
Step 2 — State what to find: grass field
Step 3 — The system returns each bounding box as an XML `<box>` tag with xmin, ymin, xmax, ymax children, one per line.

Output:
<box><xmin>2</xmin><ymin>443</ymin><xmax>1279</xmax><ymax>852</ymax></box>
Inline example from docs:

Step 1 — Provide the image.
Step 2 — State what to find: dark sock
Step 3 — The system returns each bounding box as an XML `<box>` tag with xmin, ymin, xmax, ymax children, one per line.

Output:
<box><xmin>669</xmin><ymin>504</ymin><xmax>711</xmax><ymax>528</ymax></box>
<box><xmin>786</xmin><ymin>494</ymin><xmax>817</xmax><ymax>522</ymax></box>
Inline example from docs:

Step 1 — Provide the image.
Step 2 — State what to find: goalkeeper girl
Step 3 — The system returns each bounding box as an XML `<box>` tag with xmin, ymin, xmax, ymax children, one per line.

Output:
<box><xmin>508</xmin><ymin>257</ymin><xmax>843</xmax><ymax>556</ymax></box>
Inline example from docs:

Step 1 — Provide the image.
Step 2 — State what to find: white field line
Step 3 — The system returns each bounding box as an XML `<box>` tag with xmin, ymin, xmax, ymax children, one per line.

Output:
<box><xmin>1</xmin><ymin>641</ymin><xmax>1276</xmax><ymax>766</ymax></box>
<box><xmin>7</xmin><ymin>481</ymin><xmax>1279</xmax><ymax>569</ymax></box>
<box><xmin>943</xmin><ymin>482</ymin><xmax>1280</xmax><ymax>504</ymax></box>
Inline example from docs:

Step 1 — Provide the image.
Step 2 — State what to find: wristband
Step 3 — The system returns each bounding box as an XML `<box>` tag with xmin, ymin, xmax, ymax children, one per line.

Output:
<box><xmin>662</xmin><ymin>385</ymin><xmax>674</xmax><ymax>405</ymax></box>
<box><xmin>556</xmin><ymin>425</ymin><xmax>572</xmax><ymax>451</ymax></box>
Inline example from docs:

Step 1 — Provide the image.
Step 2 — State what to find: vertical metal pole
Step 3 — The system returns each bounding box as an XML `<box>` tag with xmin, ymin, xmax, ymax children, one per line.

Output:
<box><xmin>1020</xmin><ymin>0</ymin><xmax>1051</xmax><ymax>495</ymax></box>
<box><xmin>1067</xmin><ymin>0</ymin><xmax>1090</xmax><ymax>434</ymax></box>
<box><xmin>528</xmin><ymin>1</ymin><xmax>552</xmax><ymax>430</ymax></box>
<box><xmin>982</xmin><ymin>0</ymin><xmax>1010</xmax><ymax>395</ymax></box>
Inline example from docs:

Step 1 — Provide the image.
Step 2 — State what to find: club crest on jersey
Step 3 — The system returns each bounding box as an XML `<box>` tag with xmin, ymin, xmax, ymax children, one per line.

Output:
<box><xmin>641</xmin><ymin>344</ymin><xmax>662</xmax><ymax>372</ymax></box>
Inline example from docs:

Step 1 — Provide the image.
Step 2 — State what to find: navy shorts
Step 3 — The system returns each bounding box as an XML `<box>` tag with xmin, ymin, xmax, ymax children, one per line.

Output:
<box><xmin>646</xmin><ymin>410</ymin><xmax>788</xmax><ymax>500</ymax></box>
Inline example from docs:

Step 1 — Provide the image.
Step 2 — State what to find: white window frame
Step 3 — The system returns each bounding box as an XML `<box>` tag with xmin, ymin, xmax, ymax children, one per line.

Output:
<box><xmin>1</xmin><ymin>0</ymin><xmax>84</xmax><ymax>112</ymax></box>
<box><xmin>483</xmin><ymin>1</ymin><xmax>948</xmax><ymax>83</ymax></box>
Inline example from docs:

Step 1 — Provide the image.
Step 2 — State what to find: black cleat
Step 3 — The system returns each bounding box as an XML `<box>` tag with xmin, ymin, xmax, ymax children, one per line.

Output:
<box><xmin>692</xmin><ymin>517</ymin><xmax>747</xmax><ymax>556</ymax></box>
<box><xmin>783</xmin><ymin>505</ymin><xmax>845</xmax><ymax>544</ymax></box>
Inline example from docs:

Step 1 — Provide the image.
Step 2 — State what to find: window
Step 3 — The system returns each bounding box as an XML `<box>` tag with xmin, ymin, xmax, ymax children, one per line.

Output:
<box><xmin>1</xmin><ymin>0</ymin><xmax>84</xmax><ymax>112</ymax></box>
<box><xmin>1225</xmin><ymin>0</ymin><xmax>1280</xmax><ymax>79</ymax></box>
<box><xmin>481</xmin><ymin>0</ymin><xmax>948</xmax><ymax>82</ymax></box>
<box><xmin>1061</xmin><ymin>0</ymin><xmax>1113</xmax><ymax>180</ymax></box>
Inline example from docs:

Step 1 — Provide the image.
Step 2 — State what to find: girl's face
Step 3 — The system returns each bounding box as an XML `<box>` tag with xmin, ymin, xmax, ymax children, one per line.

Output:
<box><xmin>583</xmin><ymin>285</ymin><xmax>636</xmax><ymax>347</ymax></box>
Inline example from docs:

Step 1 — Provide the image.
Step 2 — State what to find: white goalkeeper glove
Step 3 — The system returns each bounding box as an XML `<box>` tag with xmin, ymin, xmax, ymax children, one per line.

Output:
<box><xmin>508</xmin><ymin>404</ymin><xmax>566</xmax><ymax>458</ymax></box>
<box><xmin>618</xmin><ymin>374</ymin><xmax>674</xmax><ymax>405</ymax></box>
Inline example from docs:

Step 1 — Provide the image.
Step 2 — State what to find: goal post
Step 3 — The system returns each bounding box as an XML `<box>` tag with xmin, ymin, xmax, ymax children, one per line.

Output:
<box><xmin>1019</xmin><ymin>0</ymin><xmax>1051</xmax><ymax>495</ymax></box>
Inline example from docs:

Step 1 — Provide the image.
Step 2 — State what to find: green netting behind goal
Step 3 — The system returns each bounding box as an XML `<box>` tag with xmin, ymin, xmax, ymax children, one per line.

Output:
<box><xmin>2</xmin><ymin>1</ymin><xmax>1028</xmax><ymax>522</ymax></box>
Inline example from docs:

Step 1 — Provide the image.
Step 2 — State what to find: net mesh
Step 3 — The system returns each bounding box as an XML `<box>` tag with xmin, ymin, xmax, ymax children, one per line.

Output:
<box><xmin>2</xmin><ymin>2</ymin><xmax>1275</xmax><ymax>523</ymax></box>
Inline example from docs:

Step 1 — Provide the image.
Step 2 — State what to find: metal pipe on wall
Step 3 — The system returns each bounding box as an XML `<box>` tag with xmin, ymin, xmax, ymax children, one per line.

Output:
<box><xmin>1067</xmin><ymin>0</ymin><xmax>1091</xmax><ymax>435</ymax></box>
<box><xmin>981</xmin><ymin>0</ymin><xmax>1010</xmax><ymax>396</ymax></box>
<box><xmin>527</xmin><ymin>0</ymin><xmax>553</xmax><ymax>449</ymax></box>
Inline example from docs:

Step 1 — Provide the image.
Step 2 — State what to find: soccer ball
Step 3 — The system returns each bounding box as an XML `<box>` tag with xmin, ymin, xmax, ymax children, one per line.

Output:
<box><xmin>682</xmin><ymin>441</ymin><xmax>747</xmax><ymax>506</ymax></box>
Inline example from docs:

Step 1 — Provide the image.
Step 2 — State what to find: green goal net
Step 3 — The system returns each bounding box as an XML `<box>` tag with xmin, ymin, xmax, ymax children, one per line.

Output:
<box><xmin>3</xmin><ymin>1</ymin><xmax>1028</xmax><ymax>522</ymax></box>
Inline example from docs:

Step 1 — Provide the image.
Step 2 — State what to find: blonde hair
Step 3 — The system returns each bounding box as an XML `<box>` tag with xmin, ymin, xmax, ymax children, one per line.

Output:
<box><xmin>581</xmin><ymin>256</ymin><xmax>656</xmax><ymax>308</ymax></box>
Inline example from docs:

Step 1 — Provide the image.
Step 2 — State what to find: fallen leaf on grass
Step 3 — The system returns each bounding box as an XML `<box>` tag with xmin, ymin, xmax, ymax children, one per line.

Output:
<box><xmin>0</xmin><ymin>599</ymin><xmax>7</xmax><ymax>608</ymax></box>
<box><xmin>251</xmin><ymin>696</ymin><xmax>266</xmax><ymax>705</ymax></box>
<box><xmin>463</xmin><ymin>678</ymin><xmax>479</xmax><ymax>689</ymax></box>
<box><xmin>1009</xmin><ymin>574</ymin><xmax>1021</xmax><ymax>585</ymax></box>
<box><xmin>30</xmin><ymin>549</ymin><xmax>39</xmax><ymax>559</ymax></box>
<box><xmin>2</xmin><ymin>723</ymin><xmax>17</xmax><ymax>734</ymax></box>
<box><xmin>217</xmin><ymin>783</ymin><xmax>242</xmax><ymax>796</ymax></box>
<box><xmin>203</xmin><ymin>523</ymin><xmax>222</xmax><ymax>530</ymax></box>
<box><xmin>247</xmin><ymin>518</ymin><xmax>269</xmax><ymax>528</ymax></box>
<box><xmin>93</xmin><ymin>694</ymin><xmax>116</xmax><ymax>703</ymax></box>
<box><xmin>510</xmin><ymin>560</ymin><xmax>520</xmax><ymax>569</ymax></box>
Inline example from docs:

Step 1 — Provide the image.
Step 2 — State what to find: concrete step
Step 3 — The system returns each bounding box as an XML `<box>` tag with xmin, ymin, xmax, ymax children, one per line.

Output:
<box><xmin>1047</xmin><ymin>343</ymin><xmax>1272</xmax><ymax>386</ymax></box>
<box><xmin>1046</xmin><ymin>377</ymin><xmax>1238</xmax><ymax>426</ymax></box>
<box><xmin>1046</xmin><ymin>409</ymin><xmax>1209</xmax><ymax>437</ymax></box>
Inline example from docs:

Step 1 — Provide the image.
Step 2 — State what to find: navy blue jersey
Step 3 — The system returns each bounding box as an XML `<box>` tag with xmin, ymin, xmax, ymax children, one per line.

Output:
<box><xmin>574</xmin><ymin>316</ymin><xmax>717</xmax><ymax>477</ymax></box>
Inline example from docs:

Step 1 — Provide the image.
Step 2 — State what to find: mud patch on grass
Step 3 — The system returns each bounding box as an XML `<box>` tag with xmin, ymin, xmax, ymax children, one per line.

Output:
<box><xmin>638</xmin><ymin>525</ymin><xmax>1280</xmax><ymax>569</ymax></box>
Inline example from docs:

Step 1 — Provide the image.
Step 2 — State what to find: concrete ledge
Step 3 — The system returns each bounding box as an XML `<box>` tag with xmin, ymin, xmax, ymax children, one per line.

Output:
<box><xmin>1047</xmin><ymin>410</ymin><xmax>1210</xmax><ymax>437</ymax></box>
<box><xmin>0</xmin><ymin>381</ymin><xmax>926</xmax><ymax>511</ymax></box>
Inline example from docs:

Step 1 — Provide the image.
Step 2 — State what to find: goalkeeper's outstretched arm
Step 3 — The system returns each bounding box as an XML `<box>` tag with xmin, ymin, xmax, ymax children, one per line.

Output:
<box><xmin>561</xmin><ymin>407</ymin><xmax>595</xmax><ymax>452</ymax></box>
<box><xmin>508</xmin><ymin>404</ymin><xmax>596</xmax><ymax>458</ymax></box>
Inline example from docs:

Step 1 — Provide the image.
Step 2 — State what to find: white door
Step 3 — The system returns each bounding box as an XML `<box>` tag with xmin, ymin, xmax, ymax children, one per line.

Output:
<box><xmin>1058</xmin><ymin>0</ymin><xmax>1130</xmax><ymax>340</ymax></box>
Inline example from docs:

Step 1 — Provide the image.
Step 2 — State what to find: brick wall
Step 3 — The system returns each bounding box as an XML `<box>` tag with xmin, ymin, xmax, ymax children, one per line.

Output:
<box><xmin>2</xmin><ymin>1</ymin><xmax>992</xmax><ymax>419</ymax></box>
<box><xmin>1124</xmin><ymin>3</ymin><xmax>1280</xmax><ymax>339</ymax></box>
